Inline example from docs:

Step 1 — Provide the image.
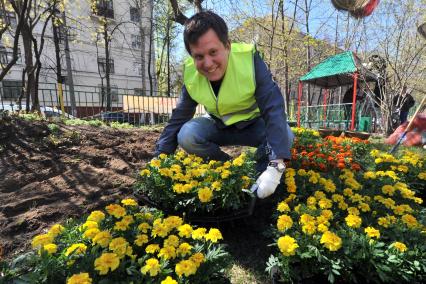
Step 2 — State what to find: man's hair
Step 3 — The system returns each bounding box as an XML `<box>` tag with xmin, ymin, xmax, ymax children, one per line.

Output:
<box><xmin>183</xmin><ymin>11</ymin><xmax>229</xmax><ymax>55</ymax></box>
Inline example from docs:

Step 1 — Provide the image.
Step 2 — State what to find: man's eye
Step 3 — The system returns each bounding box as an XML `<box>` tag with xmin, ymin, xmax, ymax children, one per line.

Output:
<box><xmin>210</xmin><ymin>50</ymin><xmax>216</xmax><ymax>55</ymax></box>
<box><xmin>195</xmin><ymin>55</ymin><xmax>203</xmax><ymax>60</ymax></box>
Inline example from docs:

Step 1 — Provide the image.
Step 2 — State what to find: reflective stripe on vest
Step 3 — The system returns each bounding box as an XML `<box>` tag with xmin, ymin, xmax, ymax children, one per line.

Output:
<box><xmin>183</xmin><ymin>43</ymin><xmax>259</xmax><ymax>126</ymax></box>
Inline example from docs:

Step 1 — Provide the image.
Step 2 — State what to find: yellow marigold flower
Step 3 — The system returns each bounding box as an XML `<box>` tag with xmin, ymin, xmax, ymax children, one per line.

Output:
<box><xmin>198</xmin><ymin>187</ymin><xmax>213</xmax><ymax>203</ymax></box>
<box><xmin>277</xmin><ymin>202</ymin><xmax>290</xmax><ymax>212</ymax></box>
<box><xmin>65</xmin><ymin>243</ymin><xmax>87</xmax><ymax>256</ymax></box>
<box><xmin>317</xmin><ymin>224</ymin><xmax>329</xmax><ymax>232</ymax></box>
<box><xmin>158</xmin><ymin>246</ymin><xmax>177</xmax><ymax>260</ymax></box>
<box><xmin>338</xmin><ymin>202</ymin><xmax>348</xmax><ymax>210</ymax></box>
<box><xmin>392</xmin><ymin>242</ymin><xmax>408</xmax><ymax>252</ymax></box>
<box><xmin>141</xmin><ymin>258</ymin><xmax>161</xmax><ymax>277</ymax></box>
<box><xmin>365</xmin><ymin>227</ymin><xmax>380</xmax><ymax>238</ymax></box>
<box><xmin>135</xmin><ymin>234</ymin><xmax>149</xmax><ymax>247</ymax></box>
<box><xmin>363</xmin><ymin>171</ymin><xmax>376</xmax><ymax>179</ymax></box>
<box><xmin>164</xmin><ymin>216</ymin><xmax>183</xmax><ymax>229</ymax></box>
<box><xmin>150</xmin><ymin>159</ymin><xmax>161</xmax><ymax>167</ymax></box>
<box><xmin>211</xmin><ymin>181</ymin><xmax>221</xmax><ymax>191</ymax></box>
<box><xmin>318</xmin><ymin>198</ymin><xmax>332</xmax><ymax>209</ymax></box>
<box><xmin>321</xmin><ymin>210</ymin><xmax>333</xmax><ymax>220</ymax></box>
<box><xmin>105</xmin><ymin>204</ymin><xmax>126</xmax><ymax>218</ymax></box>
<box><xmin>241</xmin><ymin>175</ymin><xmax>251</xmax><ymax>188</ymax></box>
<box><xmin>177</xmin><ymin>224</ymin><xmax>193</xmax><ymax>238</ymax></box>
<box><xmin>48</xmin><ymin>224</ymin><xmax>65</xmax><ymax>237</ymax></box>
<box><xmin>418</xmin><ymin>172</ymin><xmax>426</xmax><ymax>180</ymax></box>
<box><xmin>109</xmin><ymin>237</ymin><xmax>129</xmax><ymax>258</ymax></box>
<box><xmin>345</xmin><ymin>214</ymin><xmax>362</xmax><ymax>228</ymax></box>
<box><xmin>175</xmin><ymin>259</ymin><xmax>197</xmax><ymax>277</ymax></box>
<box><xmin>221</xmin><ymin>170</ymin><xmax>231</xmax><ymax>179</ymax></box>
<box><xmin>192</xmin><ymin>228</ymin><xmax>207</xmax><ymax>240</ymax></box>
<box><xmin>83</xmin><ymin>228</ymin><xmax>100</xmax><ymax>239</ymax></box>
<box><xmin>41</xmin><ymin>243</ymin><xmax>57</xmax><ymax>255</ymax></box>
<box><xmin>164</xmin><ymin>235</ymin><xmax>180</xmax><ymax>248</ymax></box>
<box><xmin>121</xmin><ymin>198</ymin><xmax>138</xmax><ymax>206</ymax></box>
<box><xmin>343</xmin><ymin>188</ymin><xmax>353</xmax><ymax>196</ymax></box>
<box><xmin>67</xmin><ymin>273</ymin><xmax>92</xmax><ymax>284</ymax></box>
<box><xmin>94</xmin><ymin>253</ymin><xmax>120</xmax><ymax>275</ymax></box>
<box><xmin>314</xmin><ymin>191</ymin><xmax>326</xmax><ymax>200</ymax></box>
<box><xmin>347</xmin><ymin>207</ymin><xmax>360</xmax><ymax>216</ymax></box>
<box><xmin>297</xmin><ymin>169</ymin><xmax>307</xmax><ymax>176</ymax></box>
<box><xmin>277</xmin><ymin>215</ymin><xmax>293</xmax><ymax>232</ymax></box>
<box><xmin>300</xmin><ymin>214</ymin><xmax>315</xmax><ymax>224</ymax></box>
<box><xmin>146</xmin><ymin>244</ymin><xmax>160</xmax><ymax>254</ymax></box>
<box><xmin>377</xmin><ymin>217</ymin><xmax>391</xmax><ymax>228</ymax></box>
<box><xmin>223</xmin><ymin>161</ymin><xmax>231</xmax><ymax>168</ymax></box>
<box><xmin>114</xmin><ymin>220</ymin><xmax>129</xmax><ymax>231</ymax></box>
<box><xmin>190</xmin><ymin>252</ymin><xmax>205</xmax><ymax>267</ymax></box>
<box><xmin>161</xmin><ymin>276</ymin><xmax>178</xmax><ymax>284</ymax></box>
<box><xmin>358</xmin><ymin>203</ymin><xmax>371</xmax><ymax>212</ymax></box>
<box><xmin>32</xmin><ymin>234</ymin><xmax>54</xmax><ymax>249</ymax></box>
<box><xmin>82</xmin><ymin>221</ymin><xmax>99</xmax><ymax>231</ymax></box>
<box><xmin>87</xmin><ymin>210</ymin><xmax>105</xmax><ymax>223</ymax></box>
<box><xmin>159</xmin><ymin>153</ymin><xmax>167</xmax><ymax>159</ymax></box>
<box><xmin>302</xmin><ymin>222</ymin><xmax>316</xmax><ymax>235</ymax></box>
<box><xmin>277</xmin><ymin>235</ymin><xmax>299</xmax><ymax>256</ymax></box>
<box><xmin>401</xmin><ymin>214</ymin><xmax>418</xmax><ymax>228</ymax></box>
<box><xmin>205</xmin><ymin>228</ymin><xmax>223</xmax><ymax>243</ymax></box>
<box><xmin>92</xmin><ymin>231</ymin><xmax>112</xmax><ymax>248</ymax></box>
<box><xmin>320</xmin><ymin>231</ymin><xmax>342</xmax><ymax>251</ymax></box>
<box><xmin>140</xmin><ymin>169</ymin><xmax>151</xmax><ymax>176</ymax></box>
<box><xmin>177</xmin><ymin>243</ymin><xmax>193</xmax><ymax>257</ymax></box>
<box><xmin>232</xmin><ymin>157</ymin><xmax>244</xmax><ymax>166</ymax></box>
<box><xmin>152</xmin><ymin>222</ymin><xmax>171</xmax><ymax>238</ymax></box>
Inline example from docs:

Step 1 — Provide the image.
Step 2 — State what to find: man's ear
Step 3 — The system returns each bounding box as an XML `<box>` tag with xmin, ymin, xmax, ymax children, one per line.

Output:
<box><xmin>225</xmin><ymin>40</ymin><xmax>231</xmax><ymax>50</ymax></box>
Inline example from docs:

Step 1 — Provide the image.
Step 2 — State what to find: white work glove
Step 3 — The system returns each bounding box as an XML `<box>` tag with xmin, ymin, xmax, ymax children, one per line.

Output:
<box><xmin>251</xmin><ymin>166</ymin><xmax>284</xmax><ymax>199</ymax></box>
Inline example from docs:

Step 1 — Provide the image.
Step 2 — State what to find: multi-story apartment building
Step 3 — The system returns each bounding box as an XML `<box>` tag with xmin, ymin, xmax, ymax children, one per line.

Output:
<box><xmin>1</xmin><ymin>0</ymin><xmax>159</xmax><ymax>118</ymax></box>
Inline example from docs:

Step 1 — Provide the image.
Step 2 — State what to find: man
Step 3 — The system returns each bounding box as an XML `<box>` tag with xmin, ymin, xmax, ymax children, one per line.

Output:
<box><xmin>393</xmin><ymin>86</ymin><xmax>415</xmax><ymax>124</ymax></box>
<box><xmin>154</xmin><ymin>11</ymin><xmax>294</xmax><ymax>199</ymax></box>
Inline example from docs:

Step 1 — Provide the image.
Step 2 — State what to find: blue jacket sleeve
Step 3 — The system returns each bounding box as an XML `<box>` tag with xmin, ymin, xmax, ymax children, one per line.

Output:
<box><xmin>253</xmin><ymin>52</ymin><xmax>292</xmax><ymax>160</ymax></box>
<box><xmin>154</xmin><ymin>86</ymin><xmax>198</xmax><ymax>155</ymax></box>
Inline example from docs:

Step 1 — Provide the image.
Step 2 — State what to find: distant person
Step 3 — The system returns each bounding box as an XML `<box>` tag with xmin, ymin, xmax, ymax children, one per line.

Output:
<box><xmin>343</xmin><ymin>84</ymin><xmax>364</xmax><ymax>128</ymax></box>
<box><xmin>393</xmin><ymin>86</ymin><xmax>415</xmax><ymax>124</ymax></box>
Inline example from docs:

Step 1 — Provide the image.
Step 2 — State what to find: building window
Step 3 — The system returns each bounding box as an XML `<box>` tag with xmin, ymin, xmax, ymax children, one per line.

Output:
<box><xmin>0</xmin><ymin>45</ymin><xmax>21</xmax><ymax>65</ymax></box>
<box><xmin>133</xmin><ymin>62</ymin><xmax>142</xmax><ymax>75</ymax></box>
<box><xmin>97</xmin><ymin>57</ymin><xmax>115</xmax><ymax>74</ymax></box>
<box><xmin>130</xmin><ymin>6</ymin><xmax>140</xmax><ymax>22</ymax></box>
<box><xmin>1</xmin><ymin>80</ymin><xmax>23</xmax><ymax>99</ymax></box>
<box><xmin>99</xmin><ymin>85</ymin><xmax>118</xmax><ymax>102</ymax></box>
<box><xmin>0</xmin><ymin>10</ymin><xmax>17</xmax><ymax>27</ymax></box>
<box><xmin>94</xmin><ymin>0</ymin><xmax>114</xmax><ymax>19</ymax></box>
<box><xmin>131</xmin><ymin>34</ymin><xmax>141</xmax><ymax>49</ymax></box>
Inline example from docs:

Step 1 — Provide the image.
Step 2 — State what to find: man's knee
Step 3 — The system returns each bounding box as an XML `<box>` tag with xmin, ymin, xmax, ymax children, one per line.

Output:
<box><xmin>177</xmin><ymin>122</ymin><xmax>199</xmax><ymax>151</ymax></box>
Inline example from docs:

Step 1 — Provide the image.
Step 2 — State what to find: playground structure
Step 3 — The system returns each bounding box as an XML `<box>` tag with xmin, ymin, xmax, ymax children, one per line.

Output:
<box><xmin>295</xmin><ymin>51</ymin><xmax>382</xmax><ymax>132</ymax></box>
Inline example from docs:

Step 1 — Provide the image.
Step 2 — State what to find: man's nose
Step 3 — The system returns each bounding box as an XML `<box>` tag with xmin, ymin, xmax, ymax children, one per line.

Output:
<box><xmin>204</xmin><ymin>56</ymin><xmax>213</xmax><ymax>68</ymax></box>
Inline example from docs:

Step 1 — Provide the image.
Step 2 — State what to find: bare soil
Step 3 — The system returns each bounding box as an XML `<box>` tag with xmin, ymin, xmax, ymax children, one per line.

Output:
<box><xmin>0</xmin><ymin>116</ymin><xmax>274</xmax><ymax>282</ymax></box>
<box><xmin>0</xmin><ymin>116</ymin><xmax>158</xmax><ymax>259</ymax></box>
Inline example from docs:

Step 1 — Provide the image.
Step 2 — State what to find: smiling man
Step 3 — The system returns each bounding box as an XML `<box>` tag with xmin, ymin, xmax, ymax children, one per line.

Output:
<box><xmin>154</xmin><ymin>11</ymin><xmax>294</xmax><ymax>199</ymax></box>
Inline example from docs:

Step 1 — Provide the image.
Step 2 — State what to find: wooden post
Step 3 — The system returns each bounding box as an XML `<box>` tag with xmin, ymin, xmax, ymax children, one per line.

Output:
<box><xmin>297</xmin><ymin>81</ymin><xmax>303</xmax><ymax>127</ymax></box>
<box><xmin>350</xmin><ymin>73</ymin><xmax>359</xmax><ymax>130</ymax></box>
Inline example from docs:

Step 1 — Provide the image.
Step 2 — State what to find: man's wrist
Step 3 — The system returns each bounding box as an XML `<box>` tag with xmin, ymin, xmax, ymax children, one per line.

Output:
<box><xmin>268</xmin><ymin>159</ymin><xmax>286</xmax><ymax>173</ymax></box>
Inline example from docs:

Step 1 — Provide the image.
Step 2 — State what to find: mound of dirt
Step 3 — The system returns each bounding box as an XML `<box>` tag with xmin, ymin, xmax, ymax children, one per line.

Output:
<box><xmin>0</xmin><ymin>116</ymin><xmax>160</xmax><ymax>259</ymax></box>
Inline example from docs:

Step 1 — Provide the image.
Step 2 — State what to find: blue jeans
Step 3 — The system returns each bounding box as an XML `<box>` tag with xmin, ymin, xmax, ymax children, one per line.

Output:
<box><xmin>177</xmin><ymin>116</ymin><xmax>293</xmax><ymax>172</ymax></box>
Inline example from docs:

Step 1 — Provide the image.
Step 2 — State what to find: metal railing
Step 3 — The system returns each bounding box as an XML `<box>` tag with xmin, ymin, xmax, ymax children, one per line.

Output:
<box><xmin>0</xmin><ymin>83</ymin><xmax>207</xmax><ymax>126</ymax></box>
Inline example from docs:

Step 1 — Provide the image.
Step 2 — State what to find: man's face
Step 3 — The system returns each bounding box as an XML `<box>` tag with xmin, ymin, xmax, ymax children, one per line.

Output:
<box><xmin>189</xmin><ymin>29</ymin><xmax>230</xmax><ymax>82</ymax></box>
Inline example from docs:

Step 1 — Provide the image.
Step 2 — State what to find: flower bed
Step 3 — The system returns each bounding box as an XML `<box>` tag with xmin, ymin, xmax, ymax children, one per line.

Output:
<box><xmin>2</xmin><ymin>199</ymin><xmax>231</xmax><ymax>283</ymax></box>
<box><xmin>268</xmin><ymin>148</ymin><xmax>426</xmax><ymax>283</ymax></box>
<box><xmin>136</xmin><ymin>151</ymin><xmax>257</xmax><ymax>216</ymax></box>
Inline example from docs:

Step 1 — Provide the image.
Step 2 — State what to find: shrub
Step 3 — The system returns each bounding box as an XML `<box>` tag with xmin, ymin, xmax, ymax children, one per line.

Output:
<box><xmin>2</xmin><ymin>199</ymin><xmax>231</xmax><ymax>283</ymax></box>
<box><xmin>136</xmin><ymin>151</ymin><xmax>257</xmax><ymax>214</ymax></box>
